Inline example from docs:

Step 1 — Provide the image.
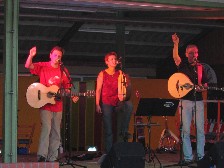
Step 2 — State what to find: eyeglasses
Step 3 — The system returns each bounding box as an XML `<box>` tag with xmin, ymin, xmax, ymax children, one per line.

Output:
<box><xmin>187</xmin><ymin>52</ymin><xmax>198</xmax><ymax>55</ymax></box>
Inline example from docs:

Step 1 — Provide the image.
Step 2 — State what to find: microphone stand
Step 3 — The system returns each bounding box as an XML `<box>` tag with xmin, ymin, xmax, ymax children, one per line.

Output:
<box><xmin>119</xmin><ymin>61</ymin><xmax>127</xmax><ymax>103</ymax></box>
<box><xmin>117</xmin><ymin>58</ymin><xmax>132</xmax><ymax>142</ymax></box>
<box><xmin>118</xmin><ymin>59</ymin><xmax>127</xmax><ymax>141</ymax></box>
<box><xmin>193</xmin><ymin>61</ymin><xmax>198</xmax><ymax>162</ymax></box>
<box><xmin>58</xmin><ymin>62</ymin><xmax>87</xmax><ymax>168</ymax></box>
<box><xmin>59</xmin><ymin>62</ymin><xmax>72</xmax><ymax>83</ymax></box>
<box><xmin>165</xmin><ymin>59</ymin><xmax>199</xmax><ymax>168</ymax></box>
<box><xmin>164</xmin><ymin>70</ymin><xmax>184</xmax><ymax>168</ymax></box>
<box><xmin>179</xmin><ymin>100</ymin><xmax>184</xmax><ymax>168</ymax></box>
<box><xmin>132</xmin><ymin>90</ymin><xmax>139</xmax><ymax>143</ymax></box>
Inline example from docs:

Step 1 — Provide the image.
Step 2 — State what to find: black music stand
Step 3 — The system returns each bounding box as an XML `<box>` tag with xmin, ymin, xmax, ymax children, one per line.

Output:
<box><xmin>136</xmin><ymin>98</ymin><xmax>179</xmax><ymax>117</ymax></box>
<box><xmin>136</xmin><ymin>98</ymin><xmax>179</xmax><ymax>168</ymax></box>
<box><xmin>155</xmin><ymin>99</ymin><xmax>179</xmax><ymax>154</ymax></box>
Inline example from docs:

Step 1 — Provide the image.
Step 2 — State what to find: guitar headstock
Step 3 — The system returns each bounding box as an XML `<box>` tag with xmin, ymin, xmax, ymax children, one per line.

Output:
<box><xmin>85</xmin><ymin>90</ymin><xmax>95</xmax><ymax>97</ymax></box>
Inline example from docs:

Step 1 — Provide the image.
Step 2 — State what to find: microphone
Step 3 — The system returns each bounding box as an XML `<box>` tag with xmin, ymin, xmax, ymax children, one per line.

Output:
<box><xmin>116</xmin><ymin>57</ymin><xmax>122</xmax><ymax>64</ymax></box>
<box><xmin>193</xmin><ymin>57</ymin><xmax>199</xmax><ymax>63</ymax></box>
<box><xmin>57</xmin><ymin>59</ymin><xmax>63</xmax><ymax>66</ymax></box>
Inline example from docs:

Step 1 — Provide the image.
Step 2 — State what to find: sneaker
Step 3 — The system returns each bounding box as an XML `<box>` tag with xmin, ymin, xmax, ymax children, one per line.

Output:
<box><xmin>197</xmin><ymin>156</ymin><xmax>203</xmax><ymax>161</ymax></box>
<box><xmin>50</xmin><ymin>159</ymin><xmax>59</xmax><ymax>162</ymax></box>
<box><xmin>38</xmin><ymin>156</ymin><xmax>46</xmax><ymax>162</ymax></box>
<box><xmin>180</xmin><ymin>159</ymin><xmax>194</xmax><ymax>166</ymax></box>
<box><xmin>47</xmin><ymin>158</ymin><xmax>59</xmax><ymax>162</ymax></box>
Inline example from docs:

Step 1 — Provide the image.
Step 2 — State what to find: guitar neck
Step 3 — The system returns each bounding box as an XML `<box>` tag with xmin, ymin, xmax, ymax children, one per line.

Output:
<box><xmin>72</xmin><ymin>92</ymin><xmax>88</xmax><ymax>97</ymax></box>
<box><xmin>207</xmin><ymin>86</ymin><xmax>223</xmax><ymax>91</ymax></box>
<box><xmin>57</xmin><ymin>92</ymin><xmax>86</xmax><ymax>97</ymax></box>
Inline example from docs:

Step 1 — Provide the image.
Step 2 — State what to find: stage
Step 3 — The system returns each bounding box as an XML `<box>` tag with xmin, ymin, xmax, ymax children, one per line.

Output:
<box><xmin>0</xmin><ymin>150</ymin><xmax>199</xmax><ymax>168</ymax></box>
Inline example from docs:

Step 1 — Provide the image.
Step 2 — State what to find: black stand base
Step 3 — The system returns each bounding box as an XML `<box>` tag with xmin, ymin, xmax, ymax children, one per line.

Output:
<box><xmin>59</xmin><ymin>157</ymin><xmax>87</xmax><ymax>168</ymax></box>
<box><xmin>58</xmin><ymin>150</ymin><xmax>87</xmax><ymax>168</ymax></box>
<box><xmin>146</xmin><ymin>147</ymin><xmax>163</xmax><ymax>168</ymax></box>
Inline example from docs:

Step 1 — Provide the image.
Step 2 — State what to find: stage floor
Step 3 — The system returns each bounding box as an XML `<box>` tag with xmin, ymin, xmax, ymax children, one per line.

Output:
<box><xmin>4</xmin><ymin>150</ymin><xmax>200</xmax><ymax>168</ymax></box>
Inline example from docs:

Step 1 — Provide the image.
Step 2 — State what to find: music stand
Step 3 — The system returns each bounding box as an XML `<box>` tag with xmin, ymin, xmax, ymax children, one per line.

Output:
<box><xmin>136</xmin><ymin>98</ymin><xmax>178</xmax><ymax>168</ymax></box>
<box><xmin>136</xmin><ymin>98</ymin><xmax>179</xmax><ymax>117</ymax></box>
<box><xmin>154</xmin><ymin>99</ymin><xmax>179</xmax><ymax>153</ymax></box>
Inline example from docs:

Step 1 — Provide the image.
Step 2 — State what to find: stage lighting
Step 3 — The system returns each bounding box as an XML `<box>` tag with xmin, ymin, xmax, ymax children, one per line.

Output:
<box><xmin>87</xmin><ymin>146</ymin><xmax>97</xmax><ymax>152</ymax></box>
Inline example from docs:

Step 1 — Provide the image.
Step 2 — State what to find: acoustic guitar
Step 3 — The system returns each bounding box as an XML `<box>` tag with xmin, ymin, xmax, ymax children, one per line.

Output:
<box><xmin>168</xmin><ymin>73</ymin><xmax>224</xmax><ymax>99</ymax></box>
<box><xmin>26</xmin><ymin>83</ymin><xmax>95</xmax><ymax>108</ymax></box>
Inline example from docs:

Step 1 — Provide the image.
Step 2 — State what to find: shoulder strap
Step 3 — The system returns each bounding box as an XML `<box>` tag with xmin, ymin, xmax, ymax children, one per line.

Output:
<box><xmin>119</xmin><ymin>70</ymin><xmax>122</xmax><ymax>75</ymax></box>
<box><xmin>197</xmin><ymin>64</ymin><xmax>203</xmax><ymax>85</ymax></box>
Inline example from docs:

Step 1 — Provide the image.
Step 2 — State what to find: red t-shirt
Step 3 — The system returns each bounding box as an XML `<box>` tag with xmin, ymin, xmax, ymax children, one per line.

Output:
<box><xmin>30</xmin><ymin>62</ymin><xmax>71</xmax><ymax>112</ymax></box>
<box><xmin>101</xmin><ymin>70</ymin><xmax>119</xmax><ymax>106</ymax></box>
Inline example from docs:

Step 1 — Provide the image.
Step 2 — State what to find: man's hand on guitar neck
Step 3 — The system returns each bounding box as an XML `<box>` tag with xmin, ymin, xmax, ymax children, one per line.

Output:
<box><xmin>72</xmin><ymin>96</ymin><xmax>79</xmax><ymax>103</ymax></box>
<box><xmin>195</xmin><ymin>83</ymin><xmax>208</xmax><ymax>92</ymax></box>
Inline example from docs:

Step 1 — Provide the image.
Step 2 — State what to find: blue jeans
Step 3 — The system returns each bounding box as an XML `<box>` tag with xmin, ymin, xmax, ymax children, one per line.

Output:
<box><xmin>101</xmin><ymin>101</ymin><xmax>133</xmax><ymax>153</ymax></box>
<box><xmin>180</xmin><ymin>100</ymin><xmax>205</xmax><ymax>161</ymax></box>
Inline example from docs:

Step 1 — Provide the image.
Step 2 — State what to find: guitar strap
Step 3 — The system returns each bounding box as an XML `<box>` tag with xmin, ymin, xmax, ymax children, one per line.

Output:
<box><xmin>197</xmin><ymin>63</ymin><xmax>203</xmax><ymax>85</ymax></box>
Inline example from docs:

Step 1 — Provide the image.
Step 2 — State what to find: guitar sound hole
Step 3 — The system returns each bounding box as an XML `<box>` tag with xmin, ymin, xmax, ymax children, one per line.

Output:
<box><xmin>47</xmin><ymin>92</ymin><xmax>55</xmax><ymax>98</ymax></box>
<box><xmin>38</xmin><ymin>90</ymin><xmax>41</xmax><ymax>100</ymax></box>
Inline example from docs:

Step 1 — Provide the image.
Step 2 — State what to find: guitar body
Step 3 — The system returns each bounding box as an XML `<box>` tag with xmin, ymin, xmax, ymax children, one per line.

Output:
<box><xmin>26</xmin><ymin>83</ymin><xmax>59</xmax><ymax>108</ymax></box>
<box><xmin>26</xmin><ymin>83</ymin><xmax>95</xmax><ymax>108</ymax></box>
<box><xmin>168</xmin><ymin>73</ymin><xmax>193</xmax><ymax>98</ymax></box>
<box><xmin>168</xmin><ymin>73</ymin><xmax>224</xmax><ymax>99</ymax></box>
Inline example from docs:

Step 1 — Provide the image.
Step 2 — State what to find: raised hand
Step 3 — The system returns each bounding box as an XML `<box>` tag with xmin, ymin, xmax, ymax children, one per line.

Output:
<box><xmin>172</xmin><ymin>33</ymin><xmax>179</xmax><ymax>45</ymax></box>
<box><xmin>29</xmin><ymin>46</ymin><xmax>37</xmax><ymax>57</ymax></box>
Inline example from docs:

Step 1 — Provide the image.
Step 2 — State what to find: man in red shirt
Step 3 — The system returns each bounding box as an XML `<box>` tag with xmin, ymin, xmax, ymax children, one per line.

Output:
<box><xmin>25</xmin><ymin>46</ymin><xmax>78</xmax><ymax>162</ymax></box>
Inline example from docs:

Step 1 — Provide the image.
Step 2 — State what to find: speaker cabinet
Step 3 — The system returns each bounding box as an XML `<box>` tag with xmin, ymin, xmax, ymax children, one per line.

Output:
<box><xmin>101</xmin><ymin>142</ymin><xmax>145</xmax><ymax>168</ymax></box>
<box><xmin>197</xmin><ymin>142</ymin><xmax>224</xmax><ymax>168</ymax></box>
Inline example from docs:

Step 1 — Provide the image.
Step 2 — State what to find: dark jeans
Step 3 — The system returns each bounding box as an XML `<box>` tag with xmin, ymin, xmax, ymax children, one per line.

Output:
<box><xmin>101</xmin><ymin>101</ymin><xmax>133</xmax><ymax>153</ymax></box>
